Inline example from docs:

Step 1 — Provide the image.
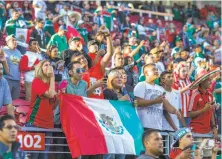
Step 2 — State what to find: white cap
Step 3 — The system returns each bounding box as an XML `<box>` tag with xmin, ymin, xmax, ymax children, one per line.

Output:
<box><xmin>77</xmin><ymin>20</ymin><xmax>84</xmax><ymax>25</ymax></box>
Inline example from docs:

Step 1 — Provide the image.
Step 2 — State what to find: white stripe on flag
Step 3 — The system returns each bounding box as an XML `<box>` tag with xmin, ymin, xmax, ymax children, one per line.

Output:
<box><xmin>83</xmin><ymin>97</ymin><xmax>136</xmax><ymax>155</ymax></box>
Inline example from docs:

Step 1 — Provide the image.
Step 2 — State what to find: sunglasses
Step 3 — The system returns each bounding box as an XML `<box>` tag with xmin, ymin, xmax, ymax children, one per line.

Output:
<box><xmin>3</xmin><ymin>125</ymin><xmax>20</xmax><ymax>130</ymax></box>
<box><xmin>76</xmin><ymin>68</ymin><xmax>85</xmax><ymax>74</ymax></box>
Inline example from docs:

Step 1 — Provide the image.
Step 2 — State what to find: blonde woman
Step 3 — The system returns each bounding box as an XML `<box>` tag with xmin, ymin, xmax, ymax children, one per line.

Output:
<box><xmin>25</xmin><ymin>60</ymin><xmax>58</xmax><ymax>159</ymax></box>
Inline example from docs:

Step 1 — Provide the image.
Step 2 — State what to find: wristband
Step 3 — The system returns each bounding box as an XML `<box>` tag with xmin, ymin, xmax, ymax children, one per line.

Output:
<box><xmin>211</xmin><ymin>125</ymin><xmax>217</xmax><ymax>129</ymax></box>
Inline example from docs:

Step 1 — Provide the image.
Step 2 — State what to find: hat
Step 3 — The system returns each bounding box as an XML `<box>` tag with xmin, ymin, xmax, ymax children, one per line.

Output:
<box><xmin>6</xmin><ymin>34</ymin><xmax>16</xmax><ymax>42</ymax></box>
<box><xmin>59</xmin><ymin>25</ymin><xmax>67</xmax><ymax>31</ymax></box>
<box><xmin>68</xmin><ymin>11</ymin><xmax>81</xmax><ymax>22</ymax></box>
<box><xmin>77</xmin><ymin>20</ymin><xmax>84</xmax><ymax>26</ymax></box>
<box><xmin>172</xmin><ymin>128</ymin><xmax>191</xmax><ymax>147</ymax></box>
<box><xmin>190</xmin><ymin>67</ymin><xmax>221</xmax><ymax>90</ymax></box>
<box><xmin>122</xmin><ymin>43</ymin><xmax>131</xmax><ymax>48</ymax></box>
<box><xmin>87</xmin><ymin>40</ymin><xmax>98</xmax><ymax>48</ymax></box>
<box><xmin>68</xmin><ymin>37</ymin><xmax>81</xmax><ymax>43</ymax></box>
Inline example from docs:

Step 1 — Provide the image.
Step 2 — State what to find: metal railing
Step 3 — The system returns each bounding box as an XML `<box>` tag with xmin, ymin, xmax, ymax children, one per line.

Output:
<box><xmin>20</xmin><ymin>127</ymin><xmax>220</xmax><ymax>156</ymax></box>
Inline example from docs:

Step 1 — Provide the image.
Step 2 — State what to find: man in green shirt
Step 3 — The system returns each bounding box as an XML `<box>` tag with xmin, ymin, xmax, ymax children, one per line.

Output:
<box><xmin>76</xmin><ymin>20</ymin><xmax>88</xmax><ymax>44</ymax></box>
<box><xmin>44</xmin><ymin>12</ymin><xmax>55</xmax><ymax>45</ymax></box>
<box><xmin>4</xmin><ymin>9</ymin><xmax>28</xmax><ymax>36</ymax></box>
<box><xmin>47</xmin><ymin>25</ymin><xmax>68</xmax><ymax>56</ymax></box>
<box><xmin>0</xmin><ymin>115</ymin><xmax>26</xmax><ymax>159</ymax></box>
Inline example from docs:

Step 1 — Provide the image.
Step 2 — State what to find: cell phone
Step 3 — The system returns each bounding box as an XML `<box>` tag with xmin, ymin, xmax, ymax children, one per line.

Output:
<box><xmin>163</xmin><ymin>92</ymin><xmax>166</xmax><ymax>96</ymax></box>
<box><xmin>191</xmin><ymin>144</ymin><xmax>196</xmax><ymax>157</ymax></box>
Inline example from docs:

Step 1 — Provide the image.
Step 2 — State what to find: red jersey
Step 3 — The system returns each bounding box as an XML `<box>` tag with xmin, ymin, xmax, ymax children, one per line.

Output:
<box><xmin>188</xmin><ymin>88</ymin><xmax>214</xmax><ymax>134</ymax></box>
<box><xmin>87</xmin><ymin>53</ymin><xmax>104</xmax><ymax>99</ymax></box>
<box><xmin>172</xmin><ymin>73</ymin><xmax>191</xmax><ymax>117</ymax></box>
<box><xmin>26</xmin><ymin>78</ymin><xmax>55</xmax><ymax>128</ymax></box>
<box><xmin>169</xmin><ymin>148</ymin><xmax>182</xmax><ymax>159</ymax></box>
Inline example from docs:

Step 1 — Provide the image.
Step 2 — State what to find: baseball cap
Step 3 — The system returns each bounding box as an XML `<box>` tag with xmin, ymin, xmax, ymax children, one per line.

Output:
<box><xmin>59</xmin><ymin>25</ymin><xmax>68</xmax><ymax>31</ymax></box>
<box><xmin>77</xmin><ymin>20</ymin><xmax>84</xmax><ymax>26</ymax></box>
<box><xmin>69</xmin><ymin>37</ymin><xmax>81</xmax><ymax>43</ymax></box>
<box><xmin>172</xmin><ymin>128</ymin><xmax>191</xmax><ymax>147</ymax></box>
<box><xmin>87</xmin><ymin>40</ymin><xmax>98</xmax><ymax>48</ymax></box>
<box><xmin>6</xmin><ymin>34</ymin><xmax>16</xmax><ymax>42</ymax></box>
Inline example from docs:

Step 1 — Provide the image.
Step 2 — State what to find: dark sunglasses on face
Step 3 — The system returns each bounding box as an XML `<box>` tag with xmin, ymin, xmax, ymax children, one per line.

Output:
<box><xmin>76</xmin><ymin>68</ymin><xmax>85</xmax><ymax>74</ymax></box>
<box><xmin>3</xmin><ymin>125</ymin><xmax>20</xmax><ymax>130</ymax></box>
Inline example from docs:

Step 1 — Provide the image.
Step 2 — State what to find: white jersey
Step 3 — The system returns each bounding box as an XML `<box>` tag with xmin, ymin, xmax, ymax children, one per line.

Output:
<box><xmin>134</xmin><ymin>81</ymin><xmax>164</xmax><ymax>130</ymax></box>
<box><xmin>162</xmin><ymin>90</ymin><xmax>182</xmax><ymax>131</ymax></box>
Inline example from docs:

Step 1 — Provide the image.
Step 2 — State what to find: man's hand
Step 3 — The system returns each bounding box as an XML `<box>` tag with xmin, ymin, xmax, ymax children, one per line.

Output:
<box><xmin>175</xmin><ymin>110</ymin><xmax>182</xmax><ymax>119</ymax></box>
<box><xmin>97</xmin><ymin>49</ymin><xmax>106</xmax><ymax>56</ymax></box>
<box><xmin>154</xmin><ymin>95</ymin><xmax>165</xmax><ymax>103</ymax></box>
<box><xmin>93</xmin><ymin>79</ymin><xmax>106</xmax><ymax>88</ymax></box>
<box><xmin>0</xmin><ymin>47</ymin><xmax>6</xmax><ymax>62</ymax></box>
<box><xmin>203</xmin><ymin>102</ymin><xmax>213</xmax><ymax>112</ymax></box>
<box><xmin>139</xmin><ymin>40</ymin><xmax>145</xmax><ymax>46</ymax></box>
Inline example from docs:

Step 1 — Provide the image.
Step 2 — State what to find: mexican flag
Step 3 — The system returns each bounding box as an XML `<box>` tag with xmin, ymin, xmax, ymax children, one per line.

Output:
<box><xmin>15</xmin><ymin>28</ymin><xmax>32</xmax><ymax>44</ymax></box>
<box><xmin>60</xmin><ymin>94</ymin><xmax>144</xmax><ymax>158</ymax></box>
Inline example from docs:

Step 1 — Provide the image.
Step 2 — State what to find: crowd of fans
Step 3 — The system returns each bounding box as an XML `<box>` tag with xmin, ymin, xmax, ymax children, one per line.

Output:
<box><xmin>0</xmin><ymin>0</ymin><xmax>221</xmax><ymax>159</ymax></box>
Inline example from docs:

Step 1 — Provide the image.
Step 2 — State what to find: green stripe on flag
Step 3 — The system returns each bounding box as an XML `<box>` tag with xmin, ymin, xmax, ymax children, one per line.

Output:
<box><xmin>109</xmin><ymin>100</ymin><xmax>144</xmax><ymax>155</ymax></box>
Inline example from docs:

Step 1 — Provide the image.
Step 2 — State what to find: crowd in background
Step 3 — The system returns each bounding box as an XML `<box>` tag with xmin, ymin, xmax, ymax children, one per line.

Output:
<box><xmin>0</xmin><ymin>0</ymin><xmax>221</xmax><ymax>159</ymax></box>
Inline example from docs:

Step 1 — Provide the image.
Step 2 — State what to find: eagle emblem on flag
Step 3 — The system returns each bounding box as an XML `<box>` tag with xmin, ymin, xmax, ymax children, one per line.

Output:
<box><xmin>99</xmin><ymin>114</ymin><xmax>124</xmax><ymax>135</ymax></box>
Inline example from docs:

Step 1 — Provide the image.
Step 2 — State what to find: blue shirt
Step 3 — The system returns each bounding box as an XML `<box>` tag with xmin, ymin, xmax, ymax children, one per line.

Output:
<box><xmin>66</xmin><ymin>79</ymin><xmax>87</xmax><ymax>97</ymax></box>
<box><xmin>3</xmin><ymin>46</ymin><xmax>22</xmax><ymax>81</ymax></box>
<box><xmin>0</xmin><ymin>77</ymin><xmax>12</xmax><ymax>109</ymax></box>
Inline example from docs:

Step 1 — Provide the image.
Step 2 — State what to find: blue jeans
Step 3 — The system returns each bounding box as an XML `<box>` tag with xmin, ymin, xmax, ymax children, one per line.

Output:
<box><xmin>103</xmin><ymin>154</ymin><xmax>125</xmax><ymax>159</ymax></box>
<box><xmin>179</xmin><ymin>117</ymin><xmax>191</xmax><ymax>128</ymax></box>
<box><xmin>24</xmin><ymin>123</ymin><xmax>53</xmax><ymax>159</ymax></box>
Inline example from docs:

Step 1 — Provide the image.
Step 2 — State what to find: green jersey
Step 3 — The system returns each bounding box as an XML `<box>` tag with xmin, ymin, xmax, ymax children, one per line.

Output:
<box><xmin>47</xmin><ymin>33</ymin><xmax>68</xmax><ymax>55</ymax></box>
<box><xmin>3</xmin><ymin>151</ymin><xmax>12</xmax><ymax>159</ymax></box>
<box><xmin>5</xmin><ymin>17</ymin><xmax>30</xmax><ymax>35</ymax></box>
<box><xmin>76</xmin><ymin>27</ymin><xmax>88</xmax><ymax>44</ymax></box>
<box><xmin>44</xmin><ymin>18</ymin><xmax>55</xmax><ymax>44</ymax></box>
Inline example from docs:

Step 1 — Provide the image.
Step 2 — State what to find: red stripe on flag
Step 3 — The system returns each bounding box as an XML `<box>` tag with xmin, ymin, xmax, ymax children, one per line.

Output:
<box><xmin>60</xmin><ymin>94</ymin><xmax>108</xmax><ymax>158</ymax></box>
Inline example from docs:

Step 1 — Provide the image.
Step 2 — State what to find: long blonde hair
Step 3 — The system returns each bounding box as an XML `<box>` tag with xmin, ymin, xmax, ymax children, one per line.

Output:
<box><xmin>35</xmin><ymin>60</ymin><xmax>50</xmax><ymax>83</ymax></box>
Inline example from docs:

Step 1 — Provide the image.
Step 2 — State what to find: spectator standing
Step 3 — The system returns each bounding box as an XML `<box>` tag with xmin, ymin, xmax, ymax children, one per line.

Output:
<box><xmin>44</xmin><ymin>12</ymin><xmax>55</xmax><ymax>45</ymax></box>
<box><xmin>22</xmin><ymin>1</ymin><xmax>32</xmax><ymax>21</ymax></box>
<box><xmin>134</xmin><ymin>64</ymin><xmax>180</xmax><ymax>130</ymax></box>
<box><xmin>61</xmin><ymin>36</ymin><xmax>92</xmax><ymax>68</ymax></box>
<box><xmin>157</xmin><ymin>1</ymin><xmax>165</xmax><ymax>18</ymax></box>
<box><xmin>0</xmin><ymin>115</ymin><xmax>26</xmax><ymax>159</ymax></box>
<box><xmin>3</xmin><ymin>35</ymin><xmax>22</xmax><ymax>100</ymax></box>
<box><xmin>0</xmin><ymin>62</ymin><xmax>14</xmax><ymax>116</ymax></box>
<box><xmin>160</xmin><ymin>71</ymin><xmax>186</xmax><ymax>131</ymax></box>
<box><xmin>188</xmin><ymin>69</ymin><xmax>219</xmax><ymax>158</ymax></box>
<box><xmin>30</xmin><ymin>18</ymin><xmax>46</xmax><ymax>49</ymax></box>
<box><xmin>46</xmin><ymin>45</ymin><xmax>67</xmax><ymax>83</ymax></box>
<box><xmin>47</xmin><ymin>25</ymin><xmax>68</xmax><ymax>56</ymax></box>
<box><xmin>172</xmin><ymin>62</ymin><xmax>191</xmax><ymax>125</ymax></box>
<box><xmin>4</xmin><ymin>9</ymin><xmax>26</xmax><ymax>35</ymax></box>
<box><xmin>32</xmin><ymin>0</ymin><xmax>47</xmax><ymax>20</ymax></box>
<box><xmin>25</xmin><ymin>60</ymin><xmax>58</xmax><ymax>159</ymax></box>
<box><xmin>137</xmin><ymin>130</ymin><xmax>167</xmax><ymax>159</ymax></box>
<box><xmin>76</xmin><ymin>20</ymin><xmax>89</xmax><ymax>45</ymax></box>
<box><xmin>66</xmin><ymin>61</ymin><xmax>103</xmax><ymax>96</ymax></box>
<box><xmin>19</xmin><ymin>38</ymin><xmax>42</xmax><ymax>101</ymax></box>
